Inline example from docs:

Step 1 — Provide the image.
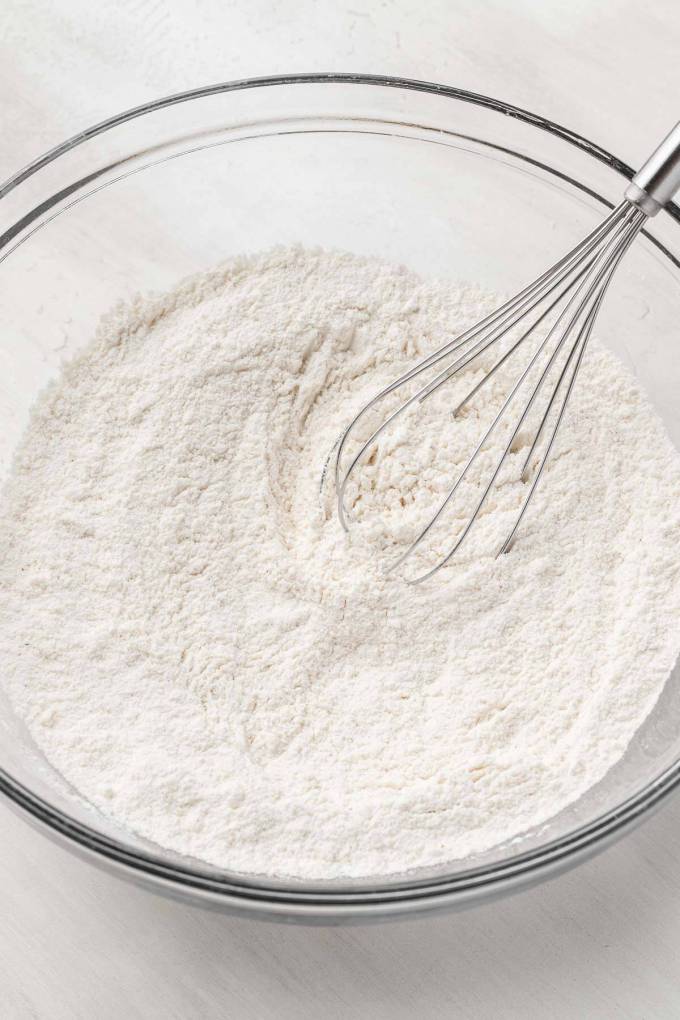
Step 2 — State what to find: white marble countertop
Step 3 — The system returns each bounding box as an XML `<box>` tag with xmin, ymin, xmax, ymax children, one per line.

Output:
<box><xmin>2</xmin><ymin>1</ymin><xmax>680</xmax><ymax>1016</ymax></box>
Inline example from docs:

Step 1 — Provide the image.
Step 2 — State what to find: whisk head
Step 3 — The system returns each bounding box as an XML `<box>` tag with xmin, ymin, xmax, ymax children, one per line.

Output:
<box><xmin>335</xmin><ymin>200</ymin><xmax>646</xmax><ymax>583</ymax></box>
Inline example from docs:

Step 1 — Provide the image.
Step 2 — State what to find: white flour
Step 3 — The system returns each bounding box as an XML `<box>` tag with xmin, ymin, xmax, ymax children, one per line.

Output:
<box><xmin>2</xmin><ymin>246</ymin><xmax>680</xmax><ymax>879</ymax></box>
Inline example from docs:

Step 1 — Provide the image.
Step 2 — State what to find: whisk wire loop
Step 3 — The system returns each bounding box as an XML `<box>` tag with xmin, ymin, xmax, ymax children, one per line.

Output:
<box><xmin>335</xmin><ymin>114</ymin><xmax>680</xmax><ymax>583</ymax></box>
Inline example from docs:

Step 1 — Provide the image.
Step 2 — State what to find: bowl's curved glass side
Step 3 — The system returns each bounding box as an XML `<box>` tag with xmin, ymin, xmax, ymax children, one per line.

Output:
<box><xmin>1</xmin><ymin>78</ymin><xmax>680</xmax><ymax>918</ymax></box>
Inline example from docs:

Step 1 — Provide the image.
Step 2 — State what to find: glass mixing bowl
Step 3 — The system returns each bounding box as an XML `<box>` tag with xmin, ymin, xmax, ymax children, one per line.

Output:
<box><xmin>2</xmin><ymin>74</ymin><xmax>680</xmax><ymax>924</ymax></box>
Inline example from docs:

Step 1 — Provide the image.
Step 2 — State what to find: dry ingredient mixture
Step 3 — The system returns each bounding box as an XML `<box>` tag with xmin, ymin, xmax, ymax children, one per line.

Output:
<box><xmin>2</xmin><ymin>247</ymin><xmax>680</xmax><ymax>880</ymax></box>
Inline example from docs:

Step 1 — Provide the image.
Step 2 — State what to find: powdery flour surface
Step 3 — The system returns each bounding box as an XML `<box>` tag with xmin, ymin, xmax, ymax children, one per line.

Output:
<box><xmin>2</xmin><ymin>247</ymin><xmax>680</xmax><ymax>879</ymax></box>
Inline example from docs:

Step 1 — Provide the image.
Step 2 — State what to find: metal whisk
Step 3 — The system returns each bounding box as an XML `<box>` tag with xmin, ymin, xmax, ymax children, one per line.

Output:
<box><xmin>335</xmin><ymin>121</ymin><xmax>680</xmax><ymax>583</ymax></box>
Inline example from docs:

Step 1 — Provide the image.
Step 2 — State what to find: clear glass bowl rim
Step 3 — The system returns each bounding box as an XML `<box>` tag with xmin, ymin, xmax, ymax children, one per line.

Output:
<box><xmin>1</xmin><ymin>72</ymin><xmax>680</xmax><ymax>919</ymax></box>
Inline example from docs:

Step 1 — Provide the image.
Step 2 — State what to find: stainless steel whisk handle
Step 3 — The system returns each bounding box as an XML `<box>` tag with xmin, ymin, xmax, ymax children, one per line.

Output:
<box><xmin>625</xmin><ymin>121</ymin><xmax>680</xmax><ymax>217</ymax></box>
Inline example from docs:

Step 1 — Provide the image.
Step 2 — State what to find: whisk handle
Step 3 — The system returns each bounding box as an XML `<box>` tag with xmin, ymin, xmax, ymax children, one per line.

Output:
<box><xmin>625</xmin><ymin>121</ymin><xmax>680</xmax><ymax>216</ymax></box>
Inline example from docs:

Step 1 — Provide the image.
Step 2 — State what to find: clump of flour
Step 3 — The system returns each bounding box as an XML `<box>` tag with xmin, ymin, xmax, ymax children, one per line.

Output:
<box><xmin>2</xmin><ymin>246</ymin><xmax>680</xmax><ymax>879</ymax></box>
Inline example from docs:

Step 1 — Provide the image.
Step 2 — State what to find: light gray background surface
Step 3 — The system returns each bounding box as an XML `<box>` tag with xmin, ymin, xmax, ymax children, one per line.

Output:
<box><xmin>2</xmin><ymin>2</ymin><xmax>680</xmax><ymax>1016</ymax></box>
